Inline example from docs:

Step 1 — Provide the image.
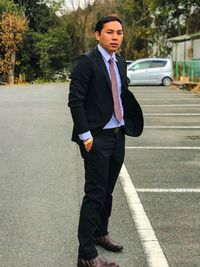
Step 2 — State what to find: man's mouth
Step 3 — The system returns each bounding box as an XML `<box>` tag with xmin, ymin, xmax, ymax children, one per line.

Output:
<box><xmin>111</xmin><ymin>43</ymin><xmax>118</xmax><ymax>47</ymax></box>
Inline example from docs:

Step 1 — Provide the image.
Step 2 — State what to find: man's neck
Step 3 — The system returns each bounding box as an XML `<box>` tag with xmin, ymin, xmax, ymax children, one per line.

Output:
<box><xmin>98</xmin><ymin>44</ymin><xmax>114</xmax><ymax>57</ymax></box>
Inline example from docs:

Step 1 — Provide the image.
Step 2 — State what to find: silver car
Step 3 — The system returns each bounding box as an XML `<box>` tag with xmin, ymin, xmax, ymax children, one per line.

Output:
<box><xmin>127</xmin><ymin>58</ymin><xmax>173</xmax><ymax>86</ymax></box>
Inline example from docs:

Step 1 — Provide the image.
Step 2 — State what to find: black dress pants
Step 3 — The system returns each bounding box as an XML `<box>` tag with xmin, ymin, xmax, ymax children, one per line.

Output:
<box><xmin>78</xmin><ymin>129</ymin><xmax>125</xmax><ymax>260</ymax></box>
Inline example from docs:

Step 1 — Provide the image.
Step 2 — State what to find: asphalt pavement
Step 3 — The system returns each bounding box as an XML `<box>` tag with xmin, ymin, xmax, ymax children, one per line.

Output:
<box><xmin>126</xmin><ymin>85</ymin><xmax>200</xmax><ymax>267</ymax></box>
<box><xmin>0</xmin><ymin>83</ymin><xmax>200</xmax><ymax>267</ymax></box>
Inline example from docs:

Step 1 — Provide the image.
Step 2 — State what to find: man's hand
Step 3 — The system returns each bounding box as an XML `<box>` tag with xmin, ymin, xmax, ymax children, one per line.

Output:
<box><xmin>83</xmin><ymin>137</ymin><xmax>93</xmax><ymax>152</ymax></box>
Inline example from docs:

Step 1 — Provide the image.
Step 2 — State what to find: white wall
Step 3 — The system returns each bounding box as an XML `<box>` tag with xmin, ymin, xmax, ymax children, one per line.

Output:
<box><xmin>172</xmin><ymin>38</ymin><xmax>200</xmax><ymax>61</ymax></box>
<box><xmin>193</xmin><ymin>39</ymin><xmax>200</xmax><ymax>59</ymax></box>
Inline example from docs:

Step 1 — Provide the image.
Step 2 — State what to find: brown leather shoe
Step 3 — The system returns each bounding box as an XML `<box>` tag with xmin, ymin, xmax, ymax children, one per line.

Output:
<box><xmin>77</xmin><ymin>255</ymin><xmax>119</xmax><ymax>267</ymax></box>
<box><xmin>95</xmin><ymin>235</ymin><xmax>123</xmax><ymax>252</ymax></box>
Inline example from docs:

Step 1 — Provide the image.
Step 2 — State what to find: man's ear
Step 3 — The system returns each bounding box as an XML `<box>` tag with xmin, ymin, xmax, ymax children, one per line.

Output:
<box><xmin>95</xmin><ymin>31</ymin><xmax>100</xmax><ymax>41</ymax></box>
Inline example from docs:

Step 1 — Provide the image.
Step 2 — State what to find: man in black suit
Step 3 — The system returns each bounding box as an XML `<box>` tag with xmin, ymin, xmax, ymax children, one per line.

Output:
<box><xmin>68</xmin><ymin>16</ymin><xmax>143</xmax><ymax>267</ymax></box>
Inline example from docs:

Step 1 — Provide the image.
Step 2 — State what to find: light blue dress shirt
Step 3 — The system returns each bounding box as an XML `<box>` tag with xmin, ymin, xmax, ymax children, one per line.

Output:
<box><xmin>79</xmin><ymin>44</ymin><xmax>125</xmax><ymax>141</ymax></box>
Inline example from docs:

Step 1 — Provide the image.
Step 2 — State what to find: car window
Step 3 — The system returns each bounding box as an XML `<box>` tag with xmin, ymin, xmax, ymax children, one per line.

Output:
<box><xmin>151</xmin><ymin>60</ymin><xmax>167</xmax><ymax>68</ymax></box>
<box><xmin>130</xmin><ymin>61</ymin><xmax>151</xmax><ymax>70</ymax></box>
<box><xmin>126</xmin><ymin>60</ymin><xmax>134</xmax><ymax>67</ymax></box>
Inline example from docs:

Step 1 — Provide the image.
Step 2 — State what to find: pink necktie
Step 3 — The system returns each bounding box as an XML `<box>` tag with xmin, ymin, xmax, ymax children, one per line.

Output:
<box><xmin>109</xmin><ymin>57</ymin><xmax>123</xmax><ymax>123</ymax></box>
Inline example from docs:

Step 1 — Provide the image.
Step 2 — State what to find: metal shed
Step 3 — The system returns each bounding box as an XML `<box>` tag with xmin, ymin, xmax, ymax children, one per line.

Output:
<box><xmin>169</xmin><ymin>32</ymin><xmax>200</xmax><ymax>61</ymax></box>
<box><xmin>169</xmin><ymin>32</ymin><xmax>200</xmax><ymax>80</ymax></box>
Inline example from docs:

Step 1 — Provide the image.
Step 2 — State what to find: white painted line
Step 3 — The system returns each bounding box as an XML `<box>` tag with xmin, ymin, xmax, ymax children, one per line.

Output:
<box><xmin>144</xmin><ymin>126</ymin><xmax>200</xmax><ymax>129</ymax></box>
<box><xmin>140</xmin><ymin>98</ymin><xmax>199</xmax><ymax>101</ymax></box>
<box><xmin>143</xmin><ymin>104</ymin><xmax>200</xmax><ymax>107</ymax></box>
<box><xmin>119</xmin><ymin>164</ymin><xmax>169</xmax><ymax>267</ymax></box>
<box><xmin>132</xmin><ymin>89</ymin><xmax>172</xmax><ymax>91</ymax></box>
<box><xmin>135</xmin><ymin>94</ymin><xmax>192</xmax><ymax>97</ymax></box>
<box><xmin>134</xmin><ymin>94</ymin><xmax>189</xmax><ymax>96</ymax></box>
<box><xmin>136</xmin><ymin>188</ymin><xmax>200</xmax><ymax>193</ymax></box>
<box><xmin>126</xmin><ymin>146</ymin><xmax>200</xmax><ymax>150</ymax></box>
<box><xmin>144</xmin><ymin>113</ymin><xmax>200</xmax><ymax>116</ymax></box>
<box><xmin>131</xmin><ymin>89</ymin><xmax>167</xmax><ymax>91</ymax></box>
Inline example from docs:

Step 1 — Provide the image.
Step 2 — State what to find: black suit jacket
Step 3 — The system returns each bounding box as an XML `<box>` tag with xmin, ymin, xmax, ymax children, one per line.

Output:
<box><xmin>68</xmin><ymin>47</ymin><xmax>143</xmax><ymax>143</ymax></box>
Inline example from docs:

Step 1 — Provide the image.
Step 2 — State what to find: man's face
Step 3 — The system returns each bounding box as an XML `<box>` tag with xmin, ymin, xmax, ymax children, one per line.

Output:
<box><xmin>95</xmin><ymin>21</ymin><xmax>123</xmax><ymax>54</ymax></box>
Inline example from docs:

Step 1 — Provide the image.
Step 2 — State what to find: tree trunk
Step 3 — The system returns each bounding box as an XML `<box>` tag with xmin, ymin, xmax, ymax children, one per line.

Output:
<box><xmin>81</xmin><ymin>11</ymin><xmax>89</xmax><ymax>52</ymax></box>
<box><xmin>7</xmin><ymin>51</ymin><xmax>16</xmax><ymax>84</ymax></box>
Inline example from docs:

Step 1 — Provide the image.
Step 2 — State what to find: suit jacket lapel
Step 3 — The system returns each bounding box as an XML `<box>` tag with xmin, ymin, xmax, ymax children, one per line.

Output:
<box><xmin>93</xmin><ymin>47</ymin><xmax>125</xmax><ymax>92</ymax></box>
<box><xmin>116</xmin><ymin>56</ymin><xmax>126</xmax><ymax>92</ymax></box>
<box><xmin>116</xmin><ymin>57</ymin><xmax>124</xmax><ymax>81</ymax></box>
<box><xmin>93</xmin><ymin>47</ymin><xmax>112</xmax><ymax>89</ymax></box>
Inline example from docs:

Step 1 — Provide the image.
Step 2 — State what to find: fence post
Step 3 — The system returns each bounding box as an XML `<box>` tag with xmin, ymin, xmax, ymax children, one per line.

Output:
<box><xmin>176</xmin><ymin>62</ymin><xmax>179</xmax><ymax>79</ymax></box>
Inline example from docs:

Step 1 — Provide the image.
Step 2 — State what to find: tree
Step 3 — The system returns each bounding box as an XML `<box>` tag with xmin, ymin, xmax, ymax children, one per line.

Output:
<box><xmin>14</xmin><ymin>0</ymin><xmax>66</xmax><ymax>81</ymax></box>
<box><xmin>66</xmin><ymin>0</ymin><xmax>97</xmax><ymax>53</ymax></box>
<box><xmin>0</xmin><ymin>0</ymin><xmax>18</xmax><ymax>15</ymax></box>
<box><xmin>187</xmin><ymin>7</ymin><xmax>200</xmax><ymax>33</ymax></box>
<box><xmin>0</xmin><ymin>12</ymin><xmax>28</xmax><ymax>84</ymax></box>
<box><xmin>146</xmin><ymin>0</ymin><xmax>200</xmax><ymax>56</ymax></box>
<box><xmin>116</xmin><ymin>0</ymin><xmax>200</xmax><ymax>59</ymax></box>
<box><xmin>117</xmin><ymin>0</ymin><xmax>153</xmax><ymax>59</ymax></box>
<box><xmin>13</xmin><ymin>0</ymin><xmax>61</xmax><ymax>33</ymax></box>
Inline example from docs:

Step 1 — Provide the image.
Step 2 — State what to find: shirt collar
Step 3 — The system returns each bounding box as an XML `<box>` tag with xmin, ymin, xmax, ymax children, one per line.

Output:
<box><xmin>98</xmin><ymin>44</ymin><xmax>117</xmax><ymax>63</ymax></box>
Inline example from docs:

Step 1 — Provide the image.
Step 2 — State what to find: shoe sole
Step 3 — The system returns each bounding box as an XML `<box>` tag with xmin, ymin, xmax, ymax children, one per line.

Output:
<box><xmin>95</xmin><ymin>242</ymin><xmax>123</xmax><ymax>252</ymax></box>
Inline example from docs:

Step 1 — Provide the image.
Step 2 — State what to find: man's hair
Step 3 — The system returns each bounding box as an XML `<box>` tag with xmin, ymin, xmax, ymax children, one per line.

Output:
<box><xmin>95</xmin><ymin>16</ymin><xmax>122</xmax><ymax>33</ymax></box>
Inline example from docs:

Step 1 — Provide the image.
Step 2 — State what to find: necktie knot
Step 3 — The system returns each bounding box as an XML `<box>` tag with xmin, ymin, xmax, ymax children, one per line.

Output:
<box><xmin>109</xmin><ymin>57</ymin><xmax>114</xmax><ymax>64</ymax></box>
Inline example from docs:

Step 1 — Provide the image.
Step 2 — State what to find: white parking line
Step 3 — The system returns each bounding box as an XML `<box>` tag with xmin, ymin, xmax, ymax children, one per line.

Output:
<box><xmin>132</xmin><ymin>90</ymin><xmax>174</xmax><ymax>92</ymax></box>
<box><xmin>119</xmin><ymin>164</ymin><xmax>169</xmax><ymax>267</ymax></box>
<box><xmin>143</xmin><ymin>104</ymin><xmax>200</xmax><ymax>107</ymax></box>
<box><xmin>144</xmin><ymin>126</ymin><xmax>200</xmax><ymax>129</ymax></box>
<box><xmin>135</xmin><ymin>94</ymin><xmax>193</xmax><ymax>97</ymax></box>
<box><xmin>144</xmin><ymin>113</ymin><xmax>200</xmax><ymax>116</ymax></box>
<box><xmin>134</xmin><ymin>94</ymin><xmax>189</xmax><ymax>96</ymax></box>
<box><xmin>126</xmin><ymin>146</ymin><xmax>200</xmax><ymax>150</ymax></box>
<box><xmin>132</xmin><ymin>89</ymin><xmax>168</xmax><ymax>91</ymax></box>
<box><xmin>139</xmin><ymin>98</ymin><xmax>199</xmax><ymax>101</ymax></box>
<box><xmin>136</xmin><ymin>188</ymin><xmax>200</xmax><ymax>192</ymax></box>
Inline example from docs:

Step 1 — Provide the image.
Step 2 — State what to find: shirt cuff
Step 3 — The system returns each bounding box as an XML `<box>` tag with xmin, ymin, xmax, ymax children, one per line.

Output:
<box><xmin>79</xmin><ymin>131</ymin><xmax>92</xmax><ymax>141</ymax></box>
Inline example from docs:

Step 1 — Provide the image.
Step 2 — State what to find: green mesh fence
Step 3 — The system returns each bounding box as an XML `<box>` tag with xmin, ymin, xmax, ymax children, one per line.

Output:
<box><xmin>175</xmin><ymin>60</ymin><xmax>200</xmax><ymax>81</ymax></box>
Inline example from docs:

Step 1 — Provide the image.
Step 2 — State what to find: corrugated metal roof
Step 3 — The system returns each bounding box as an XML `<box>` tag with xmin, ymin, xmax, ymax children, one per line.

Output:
<box><xmin>169</xmin><ymin>32</ymin><xmax>200</xmax><ymax>42</ymax></box>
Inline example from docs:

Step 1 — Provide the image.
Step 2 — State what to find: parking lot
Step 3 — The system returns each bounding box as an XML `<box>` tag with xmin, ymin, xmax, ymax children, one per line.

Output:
<box><xmin>0</xmin><ymin>83</ymin><xmax>200</xmax><ymax>267</ymax></box>
<box><xmin>122</xmin><ymin>85</ymin><xmax>200</xmax><ymax>266</ymax></box>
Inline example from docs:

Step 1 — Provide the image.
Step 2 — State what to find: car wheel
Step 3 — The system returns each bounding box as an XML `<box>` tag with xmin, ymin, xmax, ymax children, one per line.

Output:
<box><xmin>162</xmin><ymin>77</ymin><xmax>172</xmax><ymax>86</ymax></box>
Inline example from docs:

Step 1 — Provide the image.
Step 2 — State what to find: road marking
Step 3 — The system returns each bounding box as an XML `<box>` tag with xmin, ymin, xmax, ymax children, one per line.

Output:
<box><xmin>126</xmin><ymin>146</ymin><xmax>200</xmax><ymax>150</ymax></box>
<box><xmin>140</xmin><ymin>98</ymin><xmax>199</xmax><ymax>101</ymax></box>
<box><xmin>144</xmin><ymin>113</ymin><xmax>200</xmax><ymax>116</ymax></box>
<box><xmin>134</xmin><ymin>94</ymin><xmax>189</xmax><ymax>96</ymax></box>
<box><xmin>132</xmin><ymin>89</ymin><xmax>174</xmax><ymax>92</ymax></box>
<box><xmin>136</xmin><ymin>188</ymin><xmax>200</xmax><ymax>193</ymax></box>
<box><xmin>119</xmin><ymin>164</ymin><xmax>169</xmax><ymax>267</ymax></box>
<box><xmin>144</xmin><ymin>126</ymin><xmax>200</xmax><ymax>129</ymax></box>
<box><xmin>143</xmin><ymin>104</ymin><xmax>200</xmax><ymax>107</ymax></box>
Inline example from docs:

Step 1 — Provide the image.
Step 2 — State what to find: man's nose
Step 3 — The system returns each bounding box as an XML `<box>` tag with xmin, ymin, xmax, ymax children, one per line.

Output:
<box><xmin>112</xmin><ymin>33</ymin><xmax>118</xmax><ymax>39</ymax></box>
